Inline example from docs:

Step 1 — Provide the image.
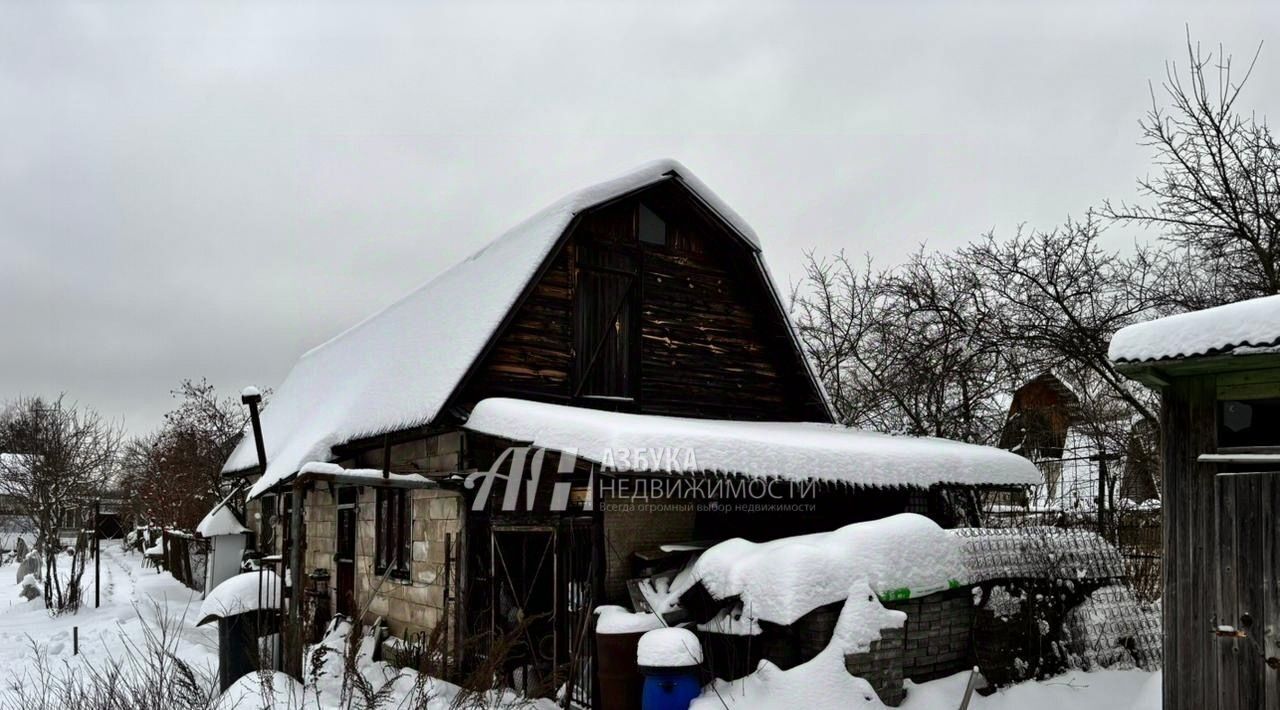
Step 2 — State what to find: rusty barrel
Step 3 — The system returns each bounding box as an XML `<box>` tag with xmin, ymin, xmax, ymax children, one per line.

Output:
<box><xmin>596</xmin><ymin>629</ymin><xmax>646</xmax><ymax>710</ymax></box>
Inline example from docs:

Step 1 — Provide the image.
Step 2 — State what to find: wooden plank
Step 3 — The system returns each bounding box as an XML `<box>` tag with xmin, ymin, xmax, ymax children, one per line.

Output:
<box><xmin>1191</xmin><ymin>376</ymin><xmax>1218</xmax><ymax>710</ymax></box>
<box><xmin>1236</xmin><ymin>474</ymin><xmax>1263</xmax><ymax>710</ymax></box>
<box><xmin>1160</xmin><ymin>380</ymin><xmax>1183</xmax><ymax>709</ymax></box>
<box><xmin>1216</xmin><ymin>474</ymin><xmax>1239</xmax><ymax>710</ymax></box>
<box><xmin>1267</xmin><ymin>473</ymin><xmax>1280</xmax><ymax>709</ymax></box>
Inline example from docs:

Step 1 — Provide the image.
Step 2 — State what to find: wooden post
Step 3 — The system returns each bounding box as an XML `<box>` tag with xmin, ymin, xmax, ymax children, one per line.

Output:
<box><xmin>443</xmin><ymin>532</ymin><xmax>452</xmax><ymax>678</ymax></box>
<box><xmin>286</xmin><ymin>480</ymin><xmax>306</xmax><ymax>678</ymax></box>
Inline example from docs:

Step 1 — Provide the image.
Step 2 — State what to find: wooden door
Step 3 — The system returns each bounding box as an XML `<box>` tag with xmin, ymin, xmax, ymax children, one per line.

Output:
<box><xmin>335</xmin><ymin>489</ymin><xmax>357</xmax><ymax>618</ymax></box>
<box><xmin>1215</xmin><ymin>471</ymin><xmax>1280</xmax><ymax>710</ymax></box>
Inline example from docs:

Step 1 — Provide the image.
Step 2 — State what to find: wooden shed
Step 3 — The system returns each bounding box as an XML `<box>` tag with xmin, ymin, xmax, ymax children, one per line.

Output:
<box><xmin>1112</xmin><ymin>294</ymin><xmax>1280</xmax><ymax>710</ymax></box>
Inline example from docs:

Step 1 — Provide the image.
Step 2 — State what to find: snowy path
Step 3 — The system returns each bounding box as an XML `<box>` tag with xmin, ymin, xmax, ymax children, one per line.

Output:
<box><xmin>0</xmin><ymin>544</ymin><xmax>217</xmax><ymax>681</ymax></box>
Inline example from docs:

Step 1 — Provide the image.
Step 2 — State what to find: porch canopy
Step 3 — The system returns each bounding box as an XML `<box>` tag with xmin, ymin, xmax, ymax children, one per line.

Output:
<box><xmin>463</xmin><ymin>397</ymin><xmax>1039</xmax><ymax>488</ymax></box>
<box><xmin>257</xmin><ymin>460</ymin><xmax>442</xmax><ymax>493</ymax></box>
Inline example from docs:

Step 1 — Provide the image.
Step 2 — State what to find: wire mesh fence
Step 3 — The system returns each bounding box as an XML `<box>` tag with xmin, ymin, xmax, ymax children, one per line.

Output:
<box><xmin>979</xmin><ymin>453</ymin><xmax>1162</xmax><ymax>601</ymax></box>
<box><xmin>955</xmin><ymin>466</ymin><xmax>1164</xmax><ymax>684</ymax></box>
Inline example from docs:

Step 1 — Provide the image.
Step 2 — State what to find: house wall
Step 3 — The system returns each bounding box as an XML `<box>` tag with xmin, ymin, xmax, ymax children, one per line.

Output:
<box><xmin>241</xmin><ymin>430</ymin><xmax>469</xmax><ymax>642</ymax></box>
<box><xmin>302</xmin><ymin>485</ymin><xmax>464</xmax><ymax>640</ymax></box>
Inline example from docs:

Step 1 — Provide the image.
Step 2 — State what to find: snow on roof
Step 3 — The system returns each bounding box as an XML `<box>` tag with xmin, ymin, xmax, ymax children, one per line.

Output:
<box><xmin>1109</xmin><ymin>294</ymin><xmax>1280</xmax><ymax>364</ymax></box>
<box><xmin>296</xmin><ymin>461</ymin><xmax>436</xmax><ymax>487</ymax></box>
<box><xmin>464</xmin><ymin>398</ymin><xmax>1040</xmax><ymax>488</ymax></box>
<box><xmin>195</xmin><ymin>494</ymin><xmax>250</xmax><ymax>538</ymax></box>
<box><xmin>225</xmin><ymin>160</ymin><xmax>794</xmax><ymax>498</ymax></box>
<box><xmin>667</xmin><ymin>514</ymin><xmax>964</xmax><ymax>626</ymax></box>
<box><xmin>198</xmin><ymin>570</ymin><xmax>284</xmax><ymax>625</ymax></box>
<box><xmin>196</xmin><ymin>488</ymin><xmax>249</xmax><ymax>537</ymax></box>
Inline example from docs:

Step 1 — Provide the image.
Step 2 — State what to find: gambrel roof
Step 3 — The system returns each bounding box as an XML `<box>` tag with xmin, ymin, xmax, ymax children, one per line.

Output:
<box><xmin>223</xmin><ymin>160</ymin><xmax>830</xmax><ymax>496</ymax></box>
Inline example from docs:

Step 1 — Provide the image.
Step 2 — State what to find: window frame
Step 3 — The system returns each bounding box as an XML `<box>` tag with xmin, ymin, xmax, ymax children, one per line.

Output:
<box><xmin>374</xmin><ymin>487</ymin><xmax>411</xmax><ymax>580</ymax></box>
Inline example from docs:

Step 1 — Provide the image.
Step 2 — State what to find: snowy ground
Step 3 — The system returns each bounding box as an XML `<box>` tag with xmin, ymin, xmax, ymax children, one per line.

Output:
<box><xmin>0</xmin><ymin>543</ymin><xmax>218</xmax><ymax>681</ymax></box>
<box><xmin>901</xmin><ymin>668</ymin><xmax>1160</xmax><ymax>710</ymax></box>
<box><xmin>0</xmin><ymin>545</ymin><xmax>1161</xmax><ymax>709</ymax></box>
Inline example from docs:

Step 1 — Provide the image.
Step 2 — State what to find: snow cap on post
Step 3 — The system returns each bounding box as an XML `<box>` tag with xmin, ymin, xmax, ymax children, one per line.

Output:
<box><xmin>198</xmin><ymin>570</ymin><xmax>284</xmax><ymax>626</ymax></box>
<box><xmin>637</xmin><ymin>627</ymin><xmax>703</xmax><ymax>668</ymax></box>
<box><xmin>240</xmin><ymin>385</ymin><xmax>262</xmax><ymax>402</ymax></box>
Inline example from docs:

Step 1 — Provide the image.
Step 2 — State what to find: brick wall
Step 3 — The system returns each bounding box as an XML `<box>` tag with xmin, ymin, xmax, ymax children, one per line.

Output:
<box><xmin>844</xmin><ymin>627</ymin><xmax>906</xmax><ymax>706</ymax></box>
<box><xmin>357</xmin><ymin>488</ymin><xmax>463</xmax><ymax>639</ymax></box>
<box><xmin>885</xmin><ymin>588</ymin><xmax>974</xmax><ymax>681</ymax></box>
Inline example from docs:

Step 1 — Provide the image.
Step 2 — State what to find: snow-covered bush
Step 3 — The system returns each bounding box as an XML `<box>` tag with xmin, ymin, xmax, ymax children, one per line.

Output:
<box><xmin>18</xmin><ymin>572</ymin><xmax>41</xmax><ymax>601</ymax></box>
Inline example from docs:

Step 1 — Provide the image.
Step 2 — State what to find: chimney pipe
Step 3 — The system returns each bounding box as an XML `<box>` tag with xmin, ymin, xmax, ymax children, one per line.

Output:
<box><xmin>241</xmin><ymin>387</ymin><xmax>267</xmax><ymax>475</ymax></box>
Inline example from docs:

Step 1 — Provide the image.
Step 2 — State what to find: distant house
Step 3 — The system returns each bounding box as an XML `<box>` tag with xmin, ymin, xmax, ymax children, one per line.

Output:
<box><xmin>1112</xmin><ymin>294</ymin><xmax>1280</xmax><ymax>710</ymax></box>
<box><xmin>218</xmin><ymin>160</ymin><xmax>1039</xmax><ymax>701</ymax></box>
<box><xmin>997</xmin><ymin>372</ymin><xmax>1159</xmax><ymax>514</ymax></box>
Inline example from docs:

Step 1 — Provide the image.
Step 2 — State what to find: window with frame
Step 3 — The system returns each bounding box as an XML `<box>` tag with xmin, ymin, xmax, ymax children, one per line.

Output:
<box><xmin>258</xmin><ymin>493</ymin><xmax>277</xmax><ymax>554</ymax></box>
<box><xmin>375</xmin><ymin>487</ymin><xmax>410</xmax><ymax>579</ymax></box>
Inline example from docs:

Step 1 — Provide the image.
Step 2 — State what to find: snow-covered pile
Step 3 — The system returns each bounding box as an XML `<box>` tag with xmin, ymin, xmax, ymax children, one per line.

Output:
<box><xmin>595</xmin><ymin>605</ymin><xmax>664</xmax><ymax>635</ymax></box>
<box><xmin>213</xmin><ymin>671</ymin><xmax>304</xmax><ymax>710</ymax></box>
<box><xmin>693</xmin><ymin>579</ymin><xmax>904</xmax><ymax>709</ymax></box>
<box><xmin>222</xmin><ymin>160</ymin><xmax>776</xmax><ymax>498</ymax></box>
<box><xmin>637</xmin><ymin>627</ymin><xmax>703</xmax><ymax>667</ymax></box>
<box><xmin>465</xmin><ymin>398</ymin><xmax>1040</xmax><ymax>488</ymax></box>
<box><xmin>198</xmin><ymin>570</ymin><xmax>283</xmax><ymax>624</ymax></box>
<box><xmin>670</xmin><ymin>514</ymin><xmax>964</xmax><ymax>626</ymax></box>
<box><xmin>1109</xmin><ymin>293</ymin><xmax>1280</xmax><ymax>363</ymax></box>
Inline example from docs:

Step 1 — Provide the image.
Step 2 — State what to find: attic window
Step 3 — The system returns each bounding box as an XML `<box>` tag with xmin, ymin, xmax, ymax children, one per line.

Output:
<box><xmin>638</xmin><ymin>203</ymin><xmax>666</xmax><ymax>246</ymax></box>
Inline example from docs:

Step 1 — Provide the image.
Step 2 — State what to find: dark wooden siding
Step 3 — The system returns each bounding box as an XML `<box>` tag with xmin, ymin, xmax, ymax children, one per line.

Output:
<box><xmin>459</xmin><ymin>179</ymin><xmax>828</xmax><ymax>422</ymax></box>
<box><xmin>1161</xmin><ymin>375</ymin><xmax>1217</xmax><ymax>710</ymax></box>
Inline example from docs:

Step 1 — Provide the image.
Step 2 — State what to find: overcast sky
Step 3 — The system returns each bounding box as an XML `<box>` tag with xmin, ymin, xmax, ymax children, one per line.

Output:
<box><xmin>1</xmin><ymin>1</ymin><xmax>1277</xmax><ymax>436</ymax></box>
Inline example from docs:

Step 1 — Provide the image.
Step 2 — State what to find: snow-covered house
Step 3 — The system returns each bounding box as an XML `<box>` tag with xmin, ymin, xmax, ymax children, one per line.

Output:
<box><xmin>1111</xmin><ymin>294</ymin><xmax>1280</xmax><ymax>710</ymax></box>
<box><xmin>218</xmin><ymin>160</ymin><xmax>1038</xmax><ymax>698</ymax></box>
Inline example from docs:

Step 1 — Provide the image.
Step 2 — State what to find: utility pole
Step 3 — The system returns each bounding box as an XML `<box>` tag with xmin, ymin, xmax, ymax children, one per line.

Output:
<box><xmin>94</xmin><ymin>499</ymin><xmax>100</xmax><ymax>609</ymax></box>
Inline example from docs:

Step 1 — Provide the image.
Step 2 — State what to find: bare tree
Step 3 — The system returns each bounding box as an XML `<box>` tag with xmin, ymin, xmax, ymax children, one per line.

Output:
<box><xmin>792</xmin><ymin>251</ymin><xmax>1016</xmax><ymax>443</ymax></box>
<box><xmin>0</xmin><ymin>395</ymin><xmax>122</xmax><ymax>612</ymax></box>
<box><xmin>1104</xmin><ymin>36</ymin><xmax>1280</xmax><ymax>309</ymax></box>
<box><xmin>960</xmin><ymin>216</ymin><xmax>1161</xmax><ymax>425</ymax></box>
<box><xmin>118</xmin><ymin>379</ymin><xmax>252</xmax><ymax>531</ymax></box>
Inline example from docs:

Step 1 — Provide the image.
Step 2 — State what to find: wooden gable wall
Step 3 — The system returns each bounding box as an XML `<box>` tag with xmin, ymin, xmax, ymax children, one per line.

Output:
<box><xmin>457</xmin><ymin>179</ymin><xmax>829</xmax><ymax>423</ymax></box>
